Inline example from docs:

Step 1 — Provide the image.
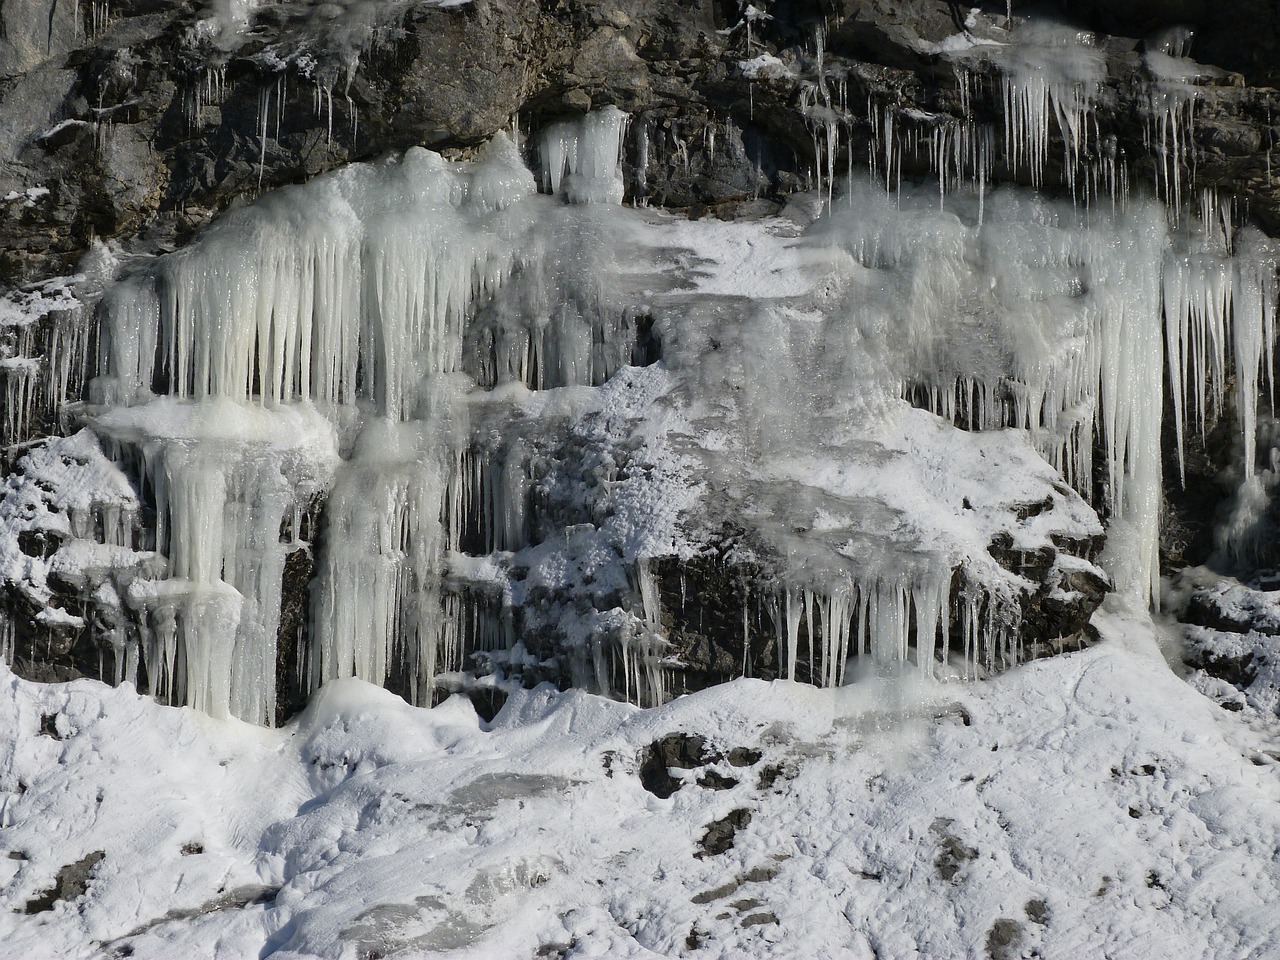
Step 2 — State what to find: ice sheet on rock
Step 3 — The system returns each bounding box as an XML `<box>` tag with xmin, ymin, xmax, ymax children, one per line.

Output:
<box><xmin>70</xmin><ymin>104</ymin><xmax>1280</xmax><ymax>718</ymax></box>
<box><xmin>463</xmin><ymin>201</ymin><xmax>644</xmax><ymax>392</ymax></box>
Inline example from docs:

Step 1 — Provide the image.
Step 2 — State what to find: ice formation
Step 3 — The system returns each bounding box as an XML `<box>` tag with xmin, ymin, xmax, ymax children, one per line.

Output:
<box><xmin>64</xmin><ymin>117</ymin><xmax>643</xmax><ymax>721</ymax></box>
<box><xmin>538</xmin><ymin>107</ymin><xmax>630</xmax><ymax>204</ymax></box>
<box><xmin>4</xmin><ymin>16</ymin><xmax>1280</xmax><ymax>725</ymax></box>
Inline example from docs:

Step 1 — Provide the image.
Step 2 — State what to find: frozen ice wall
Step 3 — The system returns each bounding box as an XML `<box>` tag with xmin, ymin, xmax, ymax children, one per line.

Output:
<box><xmin>82</xmin><ymin>133</ymin><xmax>543</xmax><ymax>720</ymax></box>
<box><xmin>75</xmin><ymin>114</ymin><xmax>645</xmax><ymax>720</ymax></box>
<box><xmin>814</xmin><ymin>180</ymin><xmax>1169</xmax><ymax>600</ymax></box>
<box><xmin>8</xmin><ymin>68</ymin><xmax>1278</xmax><ymax>723</ymax></box>
<box><xmin>823</xmin><ymin>177</ymin><xmax>1279</xmax><ymax>599</ymax></box>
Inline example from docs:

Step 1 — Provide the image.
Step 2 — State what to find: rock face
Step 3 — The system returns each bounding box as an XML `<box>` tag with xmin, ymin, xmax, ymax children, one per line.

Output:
<box><xmin>3</xmin><ymin>0</ymin><xmax>1280</xmax><ymax>718</ymax></box>
<box><xmin>1168</xmin><ymin>569</ymin><xmax>1280</xmax><ymax>715</ymax></box>
<box><xmin>4</xmin><ymin>0</ymin><xmax>1279</xmax><ymax>284</ymax></box>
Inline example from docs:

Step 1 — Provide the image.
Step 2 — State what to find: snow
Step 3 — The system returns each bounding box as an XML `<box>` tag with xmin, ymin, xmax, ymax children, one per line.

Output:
<box><xmin>2</xmin><ymin>186</ymin><xmax>50</xmax><ymax>208</ymax></box>
<box><xmin>0</xmin><ymin>430</ymin><xmax>143</xmax><ymax>604</ymax></box>
<box><xmin>4</xmin><ymin>602</ymin><xmax>1280</xmax><ymax>958</ymax></box>
<box><xmin>738</xmin><ymin>55</ymin><xmax>788</xmax><ymax>80</ymax></box>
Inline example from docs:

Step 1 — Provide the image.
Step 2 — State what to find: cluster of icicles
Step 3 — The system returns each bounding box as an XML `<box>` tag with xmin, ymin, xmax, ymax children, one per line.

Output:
<box><xmin>74</xmin><ymin>111</ymin><xmax>633</xmax><ymax>723</ymax></box>
<box><xmin>789</xmin><ymin>14</ymin><xmax>1280</xmax><ymax>599</ymax></box>
<box><xmin>12</xmin><ymin>11</ymin><xmax>1280</xmax><ymax>725</ymax></box>
<box><xmin>799</xmin><ymin>16</ymin><xmax>1211</xmax><ymax>214</ymax></box>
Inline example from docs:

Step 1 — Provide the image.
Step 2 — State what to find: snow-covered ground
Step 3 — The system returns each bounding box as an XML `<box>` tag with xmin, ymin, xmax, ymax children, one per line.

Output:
<box><xmin>4</xmin><ymin>597</ymin><xmax>1280</xmax><ymax>960</ymax></box>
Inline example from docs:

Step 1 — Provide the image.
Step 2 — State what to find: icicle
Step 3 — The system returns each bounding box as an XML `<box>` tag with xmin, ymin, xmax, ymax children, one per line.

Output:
<box><xmin>538</xmin><ymin>107</ymin><xmax>630</xmax><ymax>205</ymax></box>
<box><xmin>1146</xmin><ymin>52</ymin><xmax>1201</xmax><ymax>212</ymax></box>
<box><xmin>996</xmin><ymin>25</ymin><xmax>1103</xmax><ymax>190</ymax></box>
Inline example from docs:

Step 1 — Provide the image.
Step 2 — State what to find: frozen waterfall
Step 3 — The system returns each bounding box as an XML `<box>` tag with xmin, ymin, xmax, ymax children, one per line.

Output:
<box><xmin>4</xmin><ymin>51</ymin><xmax>1277</xmax><ymax>724</ymax></box>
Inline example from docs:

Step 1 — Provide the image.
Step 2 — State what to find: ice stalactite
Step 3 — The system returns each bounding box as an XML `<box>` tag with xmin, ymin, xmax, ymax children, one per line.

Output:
<box><xmin>92</xmin><ymin>134</ymin><xmax>536</xmax><ymax>419</ymax></box>
<box><xmin>1144</xmin><ymin>51</ymin><xmax>1201</xmax><ymax>213</ymax></box>
<box><xmin>994</xmin><ymin>23</ymin><xmax>1104</xmax><ymax>190</ymax></box>
<box><xmin>88</xmin><ymin>399</ymin><xmax>338</xmax><ymax>723</ymax></box>
<box><xmin>1</xmin><ymin>273</ymin><xmax>95</xmax><ymax>445</ymax></box>
<box><xmin>797</xmin><ymin>25</ymin><xmax>849</xmax><ymax>206</ymax></box>
<box><xmin>86</xmin><ymin>135</ymin><xmax>542</xmax><ymax>718</ymax></box>
<box><xmin>538</xmin><ymin>107</ymin><xmax>629</xmax><ymax>204</ymax></box>
<box><xmin>1233</xmin><ymin>230</ymin><xmax>1280</xmax><ymax>479</ymax></box>
<box><xmin>1</xmin><ymin>355</ymin><xmax>39</xmax><ymax>442</ymax></box>
<box><xmin>310</xmin><ymin>418</ymin><xmax>455</xmax><ymax>706</ymax></box>
<box><xmin>610</xmin><ymin>563</ymin><xmax>669</xmax><ymax>707</ymax></box>
<box><xmin>458</xmin><ymin>442</ymin><xmax>532</xmax><ymax>555</ymax></box>
<box><xmin>1155</xmin><ymin>187</ymin><xmax>1280</xmax><ymax>568</ymax></box>
<box><xmin>765</xmin><ymin>572</ymin><xmax>953</xmax><ymax>685</ymax></box>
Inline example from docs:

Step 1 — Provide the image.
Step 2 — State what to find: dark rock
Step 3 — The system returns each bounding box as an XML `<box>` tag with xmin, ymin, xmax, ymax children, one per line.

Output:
<box><xmin>986</xmin><ymin>918</ymin><xmax>1026</xmax><ymax>960</ymax></box>
<box><xmin>757</xmin><ymin>763</ymin><xmax>790</xmax><ymax>790</ymax></box>
<box><xmin>726</xmin><ymin>747</ymin><xmax>762</xmax><ymax>767</ymax></box>
<box><xmin>696</xmin><ymin>808</ymin><xmax>751</xmax><ymax>858</ymax></box>
<box><xmin>696</xmin><ymin>770</ymin><xmax>739</xmax><ymax>790</ymax></box>
<box><xmin>932</xmin><ymin>817</ymin><xmax>978</xmax><ymax>883</ymax></box>
<box><xmin>692</xmin><ymin>880</ymin><xmax>741</xmax><ymax>904</ymax></box>
<box><xmin>639</xmin><ymin>732</ymin><xmax>715</xmax><ymax>798</ymax></box>
<box><xmin>24</xmin><ymin>850</ymin><xmax>105</xmax><ymax>914</ymax></box>
<box><xmin>3</xmin><ymin>0</ymin><xmax>1278</xmax><ymax>290</ymax></box>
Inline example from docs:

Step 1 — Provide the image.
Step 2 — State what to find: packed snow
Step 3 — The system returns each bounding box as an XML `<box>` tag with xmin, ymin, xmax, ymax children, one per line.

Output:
<box><xmin>4</xmin><ymin>600</ymin><xmax>1280</xmax><ymax>958</ymax></box>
